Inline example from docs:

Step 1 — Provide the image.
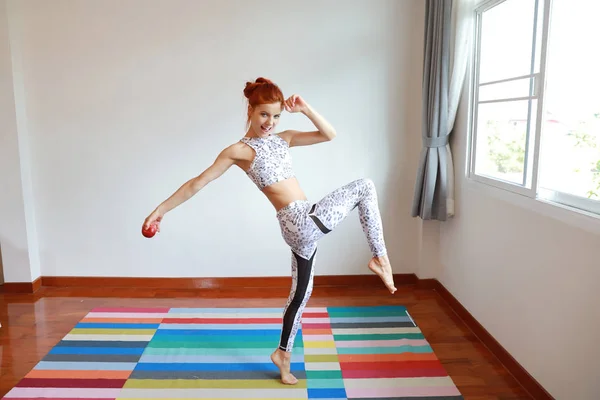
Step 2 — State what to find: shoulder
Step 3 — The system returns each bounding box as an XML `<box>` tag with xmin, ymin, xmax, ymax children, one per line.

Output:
<box><xmin>277</xmin><ymin>131</ymin><xmax>294</xmax><ymax>145</ymax></box>
<box><xmin>219</xmin><ymin>141</ymin><xmax>253</xmax><ymax>162</ymax></box>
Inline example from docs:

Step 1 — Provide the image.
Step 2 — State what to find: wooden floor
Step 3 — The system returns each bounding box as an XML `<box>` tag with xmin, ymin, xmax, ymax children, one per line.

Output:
<box><xmin>0</xmin><ymin>284</ymin><xmax>532</xmax><ymax>399</ymax></box>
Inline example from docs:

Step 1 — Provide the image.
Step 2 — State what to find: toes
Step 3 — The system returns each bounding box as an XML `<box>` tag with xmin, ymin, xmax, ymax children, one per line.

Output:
<box><xmin>282</xmin><ymin>375</ymin><xmax>298</xmax><ymax>385</ymax></box>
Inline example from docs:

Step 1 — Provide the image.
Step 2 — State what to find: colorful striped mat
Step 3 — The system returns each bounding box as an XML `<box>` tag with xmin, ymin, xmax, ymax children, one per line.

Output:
<box><xmin>2</xmin><ymin>305</ymin><xmax>463</xmax><ymax>399</ymax></box>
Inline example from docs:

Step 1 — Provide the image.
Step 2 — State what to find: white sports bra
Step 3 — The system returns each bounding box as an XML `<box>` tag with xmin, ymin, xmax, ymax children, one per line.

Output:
<box><xmin>240</xmin><ymin>134</ymin><xmax>295</xmax><ymax>190</ymax></box>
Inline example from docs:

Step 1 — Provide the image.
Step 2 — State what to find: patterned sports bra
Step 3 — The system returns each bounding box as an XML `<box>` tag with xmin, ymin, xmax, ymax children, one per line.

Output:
<box><xmin>240</xmin><ymin>134</ymin><xmax>295</xmax><ymax>190</ymax></box>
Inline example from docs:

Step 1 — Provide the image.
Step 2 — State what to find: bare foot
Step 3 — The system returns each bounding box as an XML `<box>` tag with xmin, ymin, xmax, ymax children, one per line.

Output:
<box><xmin>271</xmin><ymin>348</ymin><xmax>298</xmax><ymax>385</ymax></box>
<box><xmin>369</xmin><ymin>255</ymin><xmax>397</xmax><ymax>294</ymax></box>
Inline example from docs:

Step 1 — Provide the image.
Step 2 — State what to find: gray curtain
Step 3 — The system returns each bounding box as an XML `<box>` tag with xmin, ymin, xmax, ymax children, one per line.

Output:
<box><xmin>412</xmin><ymin>0</ymin><xmax>453</xmax><ymax>221</ymax></box>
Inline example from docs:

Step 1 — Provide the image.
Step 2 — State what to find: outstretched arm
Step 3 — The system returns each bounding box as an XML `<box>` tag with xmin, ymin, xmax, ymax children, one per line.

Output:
<box><xmin>280</xmin><ymin>95</ymin><xmax>336</xmax><ymax>147</ymax></box>
<box><xmin>143</xmin><ymin>146</ymin><xmax>236</xmax><ymax>230</ymax></box>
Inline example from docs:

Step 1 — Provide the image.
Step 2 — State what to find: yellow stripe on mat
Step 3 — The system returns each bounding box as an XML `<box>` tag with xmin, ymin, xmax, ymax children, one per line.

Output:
<box><xmin>303</xmin><ymin>340</ymin><xmax>336</xmax><ymax>348</ymax></box>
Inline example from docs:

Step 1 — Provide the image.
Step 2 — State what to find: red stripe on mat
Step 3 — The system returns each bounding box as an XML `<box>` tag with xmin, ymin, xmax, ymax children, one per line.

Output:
<box><xmin>342</xmin><ymin>367</ymin><xmax>449</xmax><ymax>378</ymax></box>
<box><xmin>16</xmin><ymin>378</ymin><xmax>126</xmax><ymax>388</ymax></box>
<box><xmin>340</xmin><ymin>360</ymin><xmax>443</xmax><ymax>370</ymax></box>
<box><xmin>161</xmin><ymin>318</ymin><xmax>282</xmax><ymax>324</ymax></box>
<box><xmin>25</xmin><ymin>370</ymin><xmax>131</xmax><ymax>379</ymax></box>
<box><xmin>302</xmin><ymin>312</ymin><xmax>329</xmax><ymax>318</ymax></box>
<box><xmin>338</xmin><ymin>353</ymin><xmax>438</xmax><ymax>362</ymax></box>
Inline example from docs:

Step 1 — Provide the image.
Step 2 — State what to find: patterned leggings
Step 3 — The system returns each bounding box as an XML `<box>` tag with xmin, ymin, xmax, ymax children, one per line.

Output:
<box><xmin>275</xmin><ymin>178</ymin><xmax>387</xmax><ymax>352</ymax></box>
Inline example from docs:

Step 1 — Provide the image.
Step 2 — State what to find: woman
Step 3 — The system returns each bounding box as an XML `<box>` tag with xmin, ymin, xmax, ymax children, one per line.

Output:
<box><xmin>142</xmin><ymin>77</ymin><xmax>396</xmax><ymax>385</ymax></box>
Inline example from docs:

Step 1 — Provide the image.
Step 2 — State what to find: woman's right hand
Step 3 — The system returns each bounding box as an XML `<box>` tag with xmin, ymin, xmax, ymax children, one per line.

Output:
<box><xmin>143</xmin><ymin>209</ymin><xmax>163</xmax><ymax>232</ymax></box>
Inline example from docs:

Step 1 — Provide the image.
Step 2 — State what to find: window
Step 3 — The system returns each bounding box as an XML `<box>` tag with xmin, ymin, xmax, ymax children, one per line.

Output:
<box><xmin>469</xmin><ymin>0</ymin><xmax>600</xmax><ymax>216</ymax></box>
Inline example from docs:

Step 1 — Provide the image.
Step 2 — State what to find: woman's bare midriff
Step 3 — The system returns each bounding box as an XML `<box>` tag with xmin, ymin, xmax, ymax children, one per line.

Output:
<box><xmin>262</xmin><ymin>178</ymin><xmax>308</xmax><ymax>211</ymax></box>
<box><xmin>233</xmin><ymin>144</ymin><xmax>306</xmax><ymax>211</ymax></box>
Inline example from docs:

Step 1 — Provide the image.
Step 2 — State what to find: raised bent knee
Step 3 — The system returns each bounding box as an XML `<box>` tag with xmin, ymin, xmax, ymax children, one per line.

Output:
<box><xmin>360</xmin><ymin>177</ymin><xmax>376</xmax><ymax>192</ymax></box>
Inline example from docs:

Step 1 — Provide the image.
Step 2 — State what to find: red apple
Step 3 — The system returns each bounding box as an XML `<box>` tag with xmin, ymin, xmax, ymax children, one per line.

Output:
<box><xmin>142</xmin><ymin>223</ymin><xmax>157</xmax><ymax>238</ymax></box>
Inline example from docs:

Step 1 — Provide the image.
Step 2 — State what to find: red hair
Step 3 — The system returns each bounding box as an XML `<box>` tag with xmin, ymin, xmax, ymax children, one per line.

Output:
<box><xmin>244</xmin><ymin>77</ymin><xmax>284</xmax><ymax>109</ymax></box>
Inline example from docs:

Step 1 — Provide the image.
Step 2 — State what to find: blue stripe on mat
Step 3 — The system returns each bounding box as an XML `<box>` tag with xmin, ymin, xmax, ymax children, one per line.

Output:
<box><xmin>49</xmin><ymin>347</ymin><xmax>146</xmax><ymax>355</ymax></box>
<box><xmin>308</xmin><ymin>388</ymin><xmax>348</xmax><ymax>398</ymax></box>
<box><xmin>134</xmin><ymin>362</ymin><xmax>305</xmax><ymax>372</ymax></box>
<box><xmin>56</xmin><ymin>340</ymin><xmax>149</xmax><ymax>348</ymax></box>
<box><xmin>154</xmin><ymin>329</ymin><xmax>292</xmax><ymax>336</ymax></box>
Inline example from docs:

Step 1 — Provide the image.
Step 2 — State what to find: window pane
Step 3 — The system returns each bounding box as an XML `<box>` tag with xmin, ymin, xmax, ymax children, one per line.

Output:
<box><xmin>475</xmin><ymin>100</ymin><xmax>534</xmax><ymax>185</ymax></box>
<box><xmin>538</xmin><ymin>0</ymin><xmax>600</xmax><ymax>201</ymax></box>
<box><xmin>479</xmin><ymin>0</ymin><xmax>537</xmax><ymax>83</ymax></box>
<box><xmin>479</xmin><ymin>77</ymin><xmax>533</xmax><ymax>102</ymax></box>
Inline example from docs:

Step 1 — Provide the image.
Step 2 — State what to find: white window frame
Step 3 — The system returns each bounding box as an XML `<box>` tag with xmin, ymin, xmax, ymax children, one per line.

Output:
<box><xmin>467</xmin><ymin>0</ymin><xmax>600</xmax><ymax>219</ymax></box>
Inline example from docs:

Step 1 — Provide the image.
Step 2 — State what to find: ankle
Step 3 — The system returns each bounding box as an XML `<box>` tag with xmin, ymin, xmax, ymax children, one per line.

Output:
<box><xmin>374</xmin><ymin>254</ymin><xmax>389</xmax><ymax>263</ymax></box>
<box><xmin>277</xmin><ymin>348</ymin><xmax>292</xmax><ymax>359</ymax></box>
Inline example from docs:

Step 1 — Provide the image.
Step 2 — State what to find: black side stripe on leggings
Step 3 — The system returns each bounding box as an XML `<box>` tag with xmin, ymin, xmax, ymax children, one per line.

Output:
<box><xmin>279</xmin><ymin>249</ymin><xmax>316</xmax><ymax>351</ymax></box>
<box><xmin>309</xmin><ymin>204</ymin><xmax>331</xmax><ymax>233</ymax></box>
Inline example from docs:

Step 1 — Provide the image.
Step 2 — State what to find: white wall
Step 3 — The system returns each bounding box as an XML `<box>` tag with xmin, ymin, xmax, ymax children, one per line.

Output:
<box><xmin>439</xmin><ymin>69</ymin><xmax>600</xmax><ymax>398</ymax></box>
<box><xmin>2</xmin><ymin>0</ymin><xmax>425</xmax><ymax>280</ymax></box>
<box><xmin>0</xmin><ymin>0</ymin><xmax>40</xmax><ymax>283</ymax></box>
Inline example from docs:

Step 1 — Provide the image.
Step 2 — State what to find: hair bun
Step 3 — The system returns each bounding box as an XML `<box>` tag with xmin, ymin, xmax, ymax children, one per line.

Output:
<box><xmin>243</xmin><ymin>77</ymin><xmax>273</xmax><ymax>99</ymax></box>
<box><xmin>255</xmin><ymin>77</ymin><xmax>273</xmax><ymax>85</ymax></box>
<box><xmin>243</xmin><ymin>82</ymin><xmax>256</xmax><ymax>99</ymax></box>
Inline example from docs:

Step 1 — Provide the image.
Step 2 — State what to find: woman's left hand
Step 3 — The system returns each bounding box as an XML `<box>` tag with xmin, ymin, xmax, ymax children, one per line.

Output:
<box><xmin>284</xmin><ymin>94</ymin><xmax>309</xmax><ymax>113</ymax></box>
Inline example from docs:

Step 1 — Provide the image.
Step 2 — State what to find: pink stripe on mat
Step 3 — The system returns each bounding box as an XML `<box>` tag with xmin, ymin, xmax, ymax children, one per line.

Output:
<box><xmin>337</xmin><ymin>339</ymin><xmax>429</xmax><ymax>347</ymax></box>
<box><xmin>302</xmin><ymin>323</ymin><xmax>331</xmax><ymax>329</ymax></box>
<box><xmin>90</xmin><ymin>307</ymin><xmax>170</xmax><ymax>313</ymax></box>
<box><xmin>301</xmin><ymin>334</ymin><xmax>334</xmax><ymax>341</ymax></box>
<box><xmin>301</xmin><ymin>318</ymin><xmax>332</xmax><ymax>323</ymax></box>
<box><xmin>4</xmin><ymin>388</ymin><xmax>121</xmax><ymax>398</ymax></box>
<box><xmin>346</xmin><ymin>386</ymin><xmax>462</xmax><ymax>398</ymax></box>
<box><xmin>304</xmin><ymin>307</ymin><xmax>328</xmax><ymax>312</ymax></box>
<box><xmin>3</xmin><ymin>398</ymin><xmax>115</xmax><ymax>400</ymax></box>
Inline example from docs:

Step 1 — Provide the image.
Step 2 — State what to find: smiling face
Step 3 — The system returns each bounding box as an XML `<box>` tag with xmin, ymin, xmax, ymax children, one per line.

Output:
<box><xmin>243</xmin><ymin>78</ymin><xmax>285</xmax><ymax>138</ymax></box>
<box><xmin>247</xmin><ymin>102</ymin><xmax>283</xmax><ymax>138</ymax></box>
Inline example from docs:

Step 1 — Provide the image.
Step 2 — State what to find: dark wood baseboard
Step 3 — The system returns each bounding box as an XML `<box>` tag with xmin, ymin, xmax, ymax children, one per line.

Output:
<box><xmin>431</xmin><ymin>280</ymin><xmax>554</xmax><ymax>400</ymax></box>
<box><xmin>1</xmin><ymin>273</ymin><xmax>551</xmax><ymax>399</ymax></box>
<box><xmin>1</xmin><ymin>276</ymin><xmax>42</xmax><ymax>293</ymax></box>
<box><xmin>415</xmin><ymin>278</ymin><xmax>438</xmax><ymax>289</ymax></box>
<box><xmin>41</xmin><ymin>273</ymin><xmax>417</xmax><ymax>289</ymax></box>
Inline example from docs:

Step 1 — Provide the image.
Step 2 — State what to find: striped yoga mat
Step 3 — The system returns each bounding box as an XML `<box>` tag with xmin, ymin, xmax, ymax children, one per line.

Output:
<box><xmin>2</xmin><ymin>305</ymin><xmax>463</xmax><ymax>399</ymax></box>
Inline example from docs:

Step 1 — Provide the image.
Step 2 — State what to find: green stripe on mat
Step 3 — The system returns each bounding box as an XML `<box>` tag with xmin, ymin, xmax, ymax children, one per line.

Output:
<box><xmin>70</xmin><ymin>328</ymin><xmax>157</xmax><ymax>335</ymax></box>
<box><xmin>327</xmin><ymin>310</ymin><xmax>409</xmax><ymax>318</ymax></box>
<box><xmin>306</xmin><ymin>378</ymin><xmax>345</xmax><ymax>388</ymax></box>
<box><xmin>334</xmin><ymin>333</ymin><xmax>424</xmax><ymax>340</ymax></box>
<box><xmin>306</xmin><ymin>370</ymin><xmax>343</xmax><ymax>379</ymax></box>
<box><xmin>144</xmin><ymin>347</ymin><xmax>303</xmax><ymax>356</ymax></box>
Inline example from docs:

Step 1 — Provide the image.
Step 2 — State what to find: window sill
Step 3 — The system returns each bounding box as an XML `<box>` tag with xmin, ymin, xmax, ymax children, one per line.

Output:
<box><xmin>465</xmin><ymin>175</ymin><xmax>600</xmax><ymax>236</ymax></box>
